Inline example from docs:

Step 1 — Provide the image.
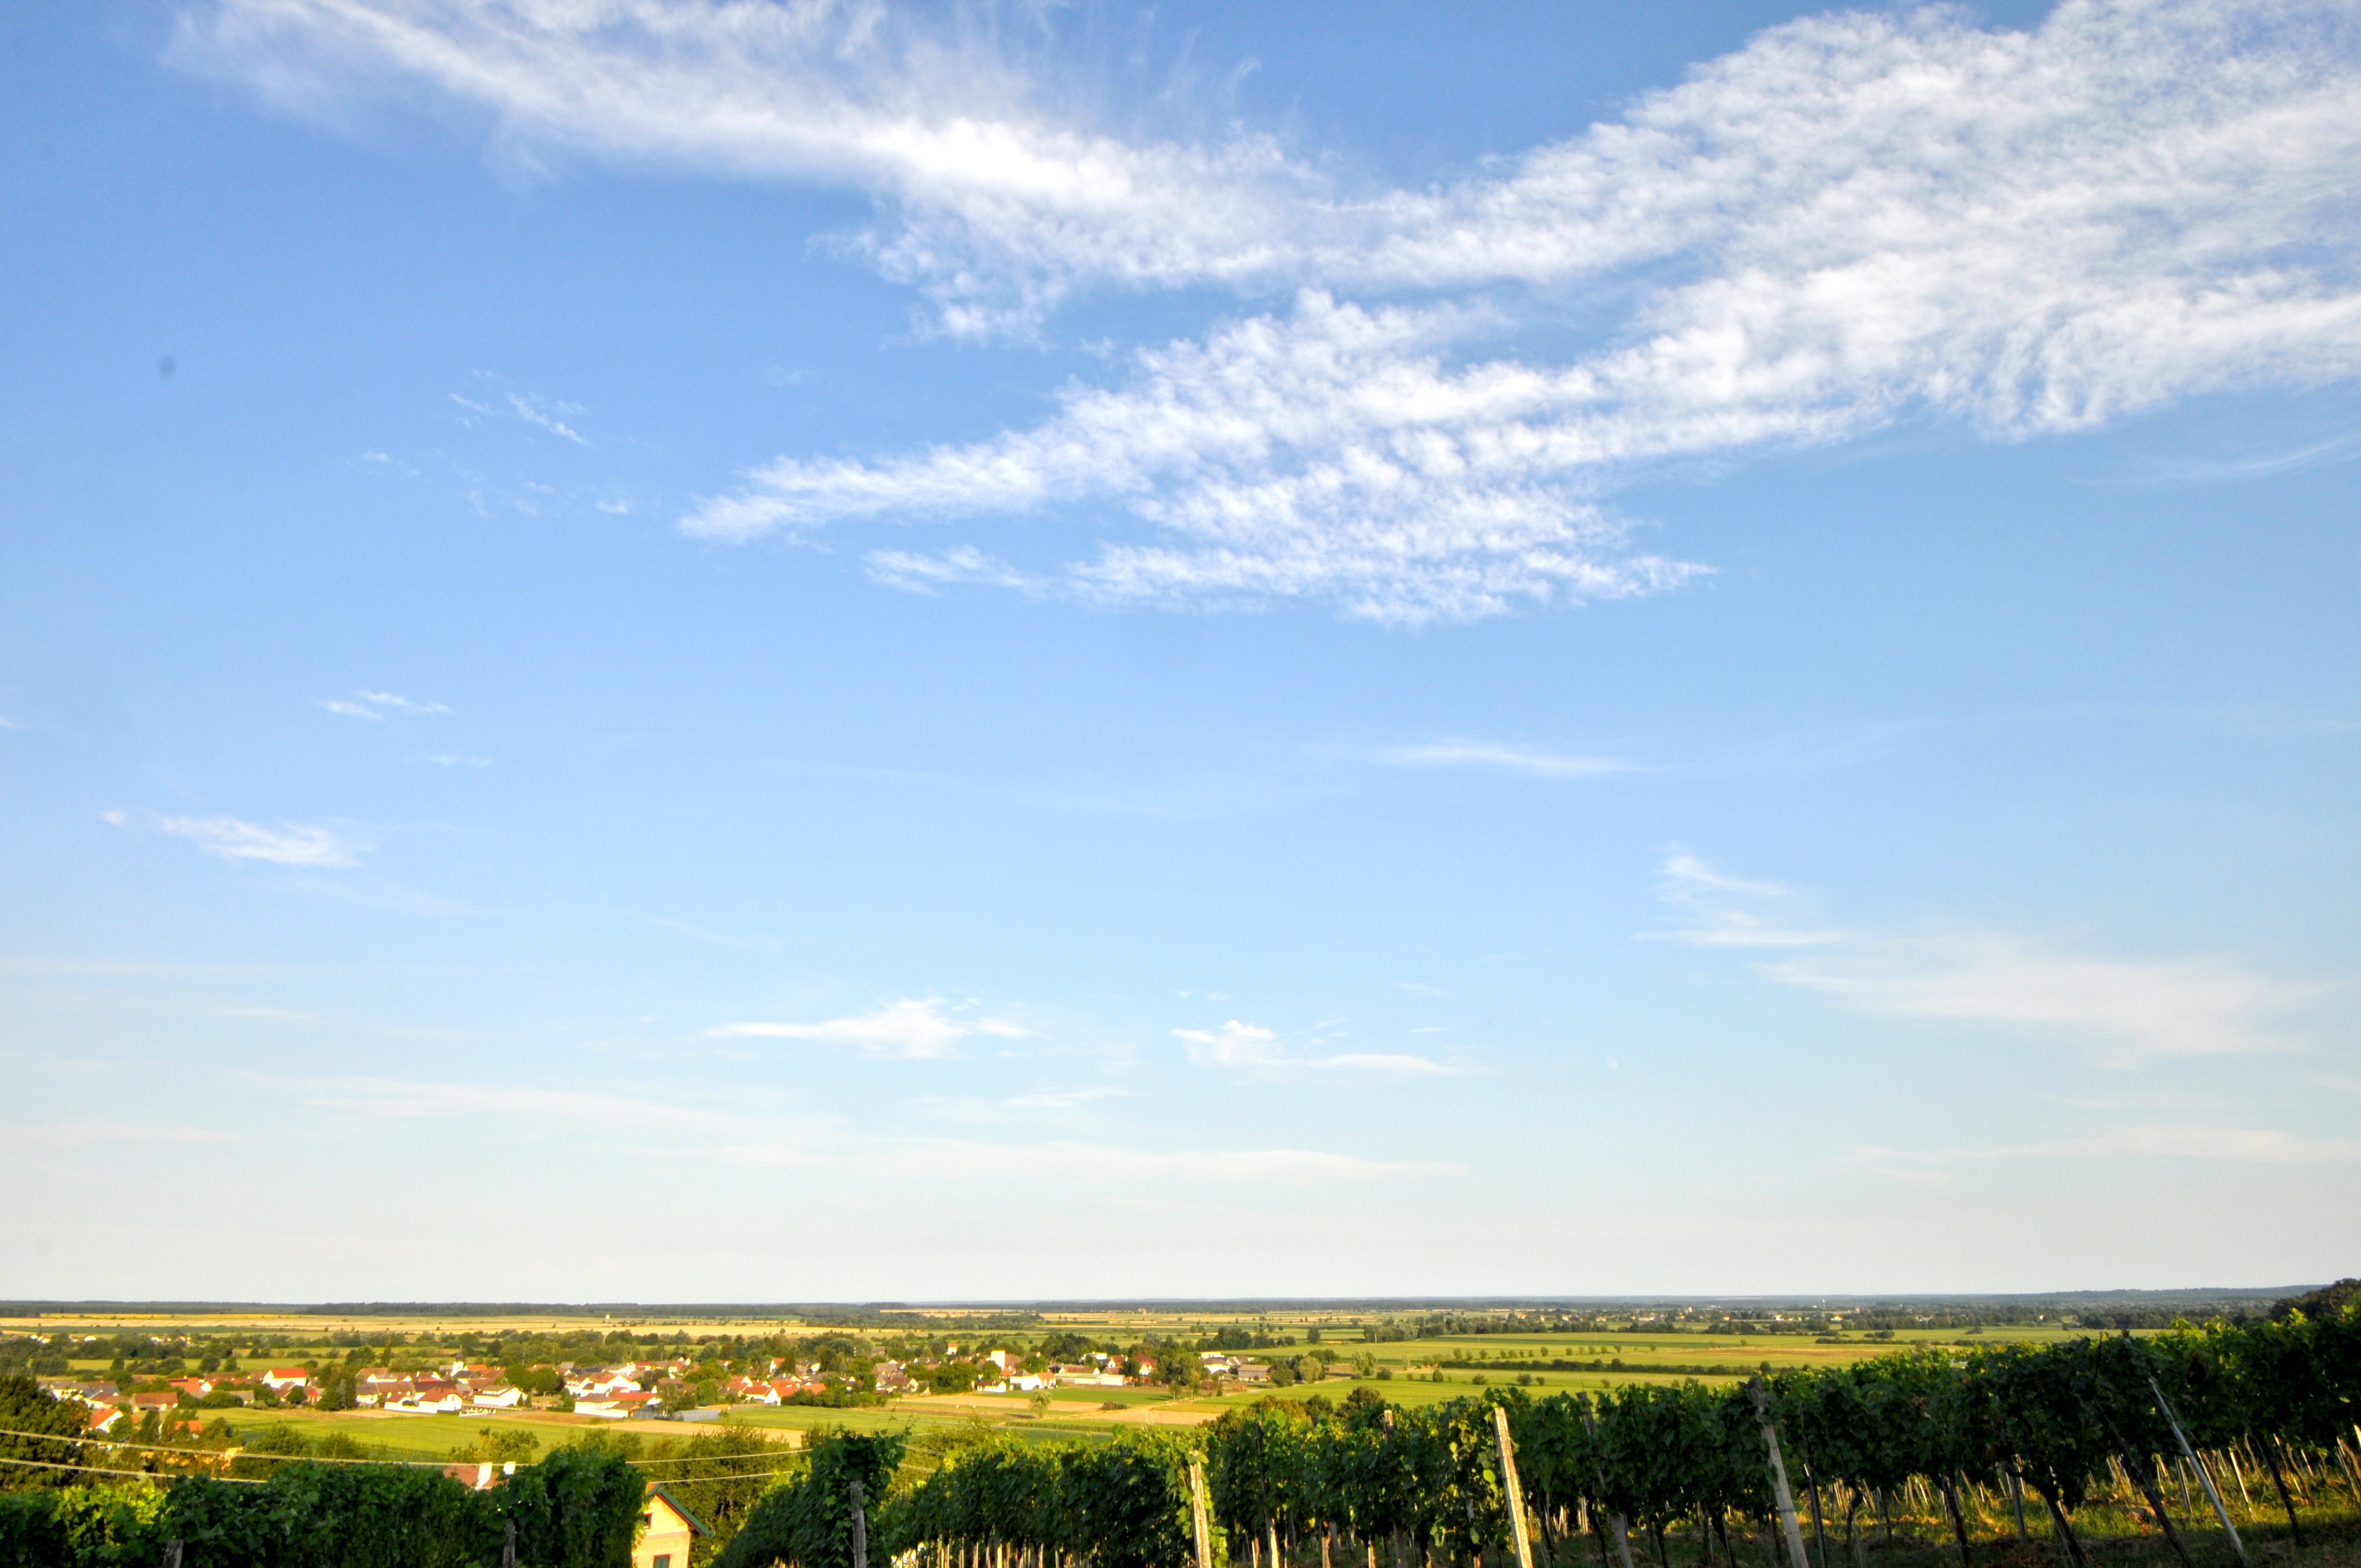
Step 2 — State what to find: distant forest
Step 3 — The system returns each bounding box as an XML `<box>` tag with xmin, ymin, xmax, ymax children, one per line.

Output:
<box><xmin>3</xmin><ymin>1282</ymin><xmax>2337</xmax><ymax>1332</ymax></box>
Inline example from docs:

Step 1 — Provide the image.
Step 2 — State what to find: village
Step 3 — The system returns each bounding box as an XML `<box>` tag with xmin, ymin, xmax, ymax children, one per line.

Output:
<box><xmin>28</xmin><ymin>1340</ymin><xmax>1298</xmax><ymax>1439</ymax></box>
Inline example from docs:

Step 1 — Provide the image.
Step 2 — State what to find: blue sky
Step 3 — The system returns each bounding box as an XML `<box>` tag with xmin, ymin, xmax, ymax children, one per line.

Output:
<box><xmin>3</xmin><ymin>0</ymin><xmax>2356</xmax><ymax>1302</ymax></box>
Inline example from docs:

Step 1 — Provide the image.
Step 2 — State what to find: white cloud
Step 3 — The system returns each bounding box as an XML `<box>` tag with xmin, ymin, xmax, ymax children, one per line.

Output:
<box><xmin>1175</xmin><ymin>1019</ymin><xmax>1449</xmax><ymax>1077</ymax></box>
<box><xmin>877</xmin><ymin>1137</ymin><xmax>1456</xmax><ymax>1185</ymax></box>
<box><xmin>317</xmin><ymin>688</ymin><xmax>452</xmax><ymax>721</ymax></box>
<box><xmin>1658</xmin><ymin>852</ymin><xmax>2326</xmax><ymax>1064</ymax></box>
<box><xmin>1003</xmin><ymin>1086</ymin><xmax>1128</xmax><ymax>1110</ymax></box>
<box><xmin>5</xmin><ymin>1121</ymin><xmax>246</xmax><ymax>1149</ymax></box>
<box><xmin>296</xmin><ymin>1076</ymin><xmax>737</xmax><ymax>1128</ymax></box>
<box><xmin>709</xmin><ymin>995</ymin><xmax>1022</xmax><ymax>1058</ymax></box>
<box><xmin>182</xmin><ymin>0</ymin><xmax>2361</xmax><ymax>620</ymax></box>
<box><xmin>266</xmin><ymin>1072</ymin><xmax>1439</xmax><ymax>1184</ymax></box>
<box><xmin>1653</xmin><ymin>852</ymin><xmax>1847</xmax><ymax>948</ymax></box>
<box><xmin>1855</xmin><ymin>1125</ymin><xmax>2361</xmax><ymax>1167</ymax></box>
<box><xmin>508</xmin><ymin>393</ymin><xmax>588</xmax><ymax>444</ymax></box>
<box><xmin>1381</xmin><ymin>741</ymin><xmax>1630</xmax><ymax>779</ymax></box>
<box><xmin>687</xmin><ymin>293</ymin><xmax>1707</xmax><ymax>623</ymax></box>
<box><xmin>864</xmin><ymin>545</ymin><xmax>1043</xmax><ymax>597</ymax></box>
<box><xmin>106</xmin><ymin>809</ymin><xmax>365</xmax><ymax>868</ymax></box>
<box><xmin>1762</xmin><ymin>936</ymin><xmax>2322</xmax><ymax>1065</ymax></box>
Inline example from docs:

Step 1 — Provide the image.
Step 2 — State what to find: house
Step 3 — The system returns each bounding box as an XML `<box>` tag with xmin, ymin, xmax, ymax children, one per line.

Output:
<box><xmin>1004</xmin><ymin>1374</ymin><xmax>1048</xmax><ymax>1392</ymax></box>
<box><xmin>351</xmin><ymin>1371</ymin><xmax>411</xmax><ymax>1408</ymax></box>
<box><xmin>576</xmin><ymin>1391</ymin><xmax>657</xmax><ymax>1420</ymax></box>
<box><xmin>132</xmin><ymin>1392</ymin><xmax>178</xmax><ymax>1413</ymax></box>
<box><xmin>85</xmin><ymin>1407</ymin><xmax>126</xmax><ymax>1436</ymax></box>
<box><xmin>873</xmin><ymin>1362</ymin><xmax>915</xmax><ymax>1393</ymax></box>
<box><xmin>567</xmin><ymin>1369</ymin><xmax>643</xmax><ymax>1398</ymax></box>
<box><xmin>726</xmin><ymin>1376</ymin><xmax>781</xmax><ymax>1405</ymax></box>
<box><xmin>167</xmin><ymin>1378</ymin><xmax>214</xmax><ymax>1398</ymax></box>
<box><xmin>388</xmin><ymin>1386</ymin><xmax>467</xmax><ymax>1415</ymax></box>
<box><xmin>984</xmin><ymin>1350</ymin><xmax>1010</xmax><ymax>1371</ymax></box>
<box><xmin>633</xmin><ymin>1485</ymin><xmax>709</xmax><ymax>1568</ymax></box>
<box><xmin>470</xmin><ymin>1385</ymin><xmax>527</xmax><ymax>1409</ymax></box>
<box><xmin>259</xmin><ymin>1368</ymin><xmax>313</xmax><ymax>1391</ymax></box>
<box><xmin>1236</xmin><ymin>1363</ymin><xmax>1272</xmax><ymax>1385</ymax></box>
<box><xmin>443</xmin><ymin>1461</ymin><xmax>519</xmax><ymax>1490</ymax></box>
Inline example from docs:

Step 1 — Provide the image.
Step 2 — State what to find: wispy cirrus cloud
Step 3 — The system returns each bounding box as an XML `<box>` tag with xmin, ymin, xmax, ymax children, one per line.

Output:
<box><xmin>710</xmin><ymin>996</ymin><xmax>1028</xmax><ymax>1059</ymax></box>
<box><xmin>295</xmin><ymin>1075</ymin><xmax>736</xmax><ymax>1128</ymax></box>
<box><xmin>507</xmin><ymin>393</ymin><xmax>587</xmax><ymax>444</ymax></box>
<box><xmin>1853</xmin><ymin>1124</ymin><xmax>2361</xmax><ymax>1170</ymax></box>
<box><xmin>276</xmin><ymin>1072</ymin><xmax>1439</xmax><ymax>1184</ymax></box>
<box><xmin>6</xmin><ymin>1120</ymin><xmax>246</xmax><ymax>1149</ymax></box>
<box><xmin>105</xmin><ymin>809</ymin><xmax>366</xmax><ymax>869</ymax></box>
<box><xmin>181</xmin><ymin>0</ymin><xmax>2361</xmax><ymax>621</ymax></box>
<box><xmin>1379</xmin><ymin>739</ymin><xmax>1631</xmax><ymax>780</ymax></box>
<box><xmin>317</xmin><ymin>688</ymin><xmax>451</xmax><ymax>721</ymax></box>
<box><xmin>1003</xmin><ymin>1086</ymin><xmax>1129</xmax><ymax>1110</ymax></box>
<box><xmin>1656</xmin><ymin>853</ymin><xmax>2328</xmax><ymax>1064</ymax></box>
<box><xmin>866</xmin><ymin>1137</ymin><xmax>1457</xmax><ymax>1185</ymax></box>
<box><xmin>1176</xmin><ymin>1019</ymin><xmax>1450</xmax><ymax>1077</ymax></box>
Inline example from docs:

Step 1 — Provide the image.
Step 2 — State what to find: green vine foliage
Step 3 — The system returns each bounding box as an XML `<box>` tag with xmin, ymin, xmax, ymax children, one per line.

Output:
<box><xmin>882</xmin><ymin>1429</ymin><xmax>1193</xmax><ymax>1567</ymax></box>
<box><xmin>716</xmin><ymin>1428</ymin><xmax>906</xmax><ymax>1568</ymax></box>
<box><xmin>0</xmin><ymin>1447</ymin><xmax>641</xmax><ymax>1568</ymax></box>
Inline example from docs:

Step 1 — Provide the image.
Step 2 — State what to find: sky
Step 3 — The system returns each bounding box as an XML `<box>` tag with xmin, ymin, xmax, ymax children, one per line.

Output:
<box><xmin>2</xmin><ymin>0</ymin><xmax>2357</xmax><ymax>1303</ymax></box>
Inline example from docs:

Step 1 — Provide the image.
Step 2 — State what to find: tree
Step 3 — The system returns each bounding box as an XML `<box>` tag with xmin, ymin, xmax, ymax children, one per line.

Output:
<box><xmin>0</xmin><ymin>1378</ymin><xmax>86</xmax><ymax>1489</ymax></box>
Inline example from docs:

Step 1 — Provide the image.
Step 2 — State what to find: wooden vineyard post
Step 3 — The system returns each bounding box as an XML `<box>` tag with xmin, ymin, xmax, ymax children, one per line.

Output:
<box><xmin>1579</xmin><ymin>1400</ymin><xmax>1636</xmax><ymax>1568</ymax></box>
<box><xmin>1495</xmin><ymin>1404</ymin><xmax>1537</xmax><ymax>1568</ymax></box>
<box><xmin>2147</xmin><ymin>1377</ymin><xmax>2248</xmax><ymax>1568</ymax></box>
<box><xmin>850</xmin><ymin>1479</ymin><xmax>868</xmax><ymax>1568</ymax></box>
<box><xmin>1747</xmin><ymin>1379</ymin><xmax>1812</xmax><ymax>1568</ymax></box>
<box><xmin>1191</xmin><ymin>1456</ymin><xmax>1216</xmax><ymax>1568</ymax></box>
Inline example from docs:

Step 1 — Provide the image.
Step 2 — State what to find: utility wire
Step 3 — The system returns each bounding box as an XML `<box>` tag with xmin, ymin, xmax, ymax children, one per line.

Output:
<box><xmin>0</xmin><ymin>1455</ymin><xmax>264</xmax><ymax>1484</ymax></box>
<box><xmin>0</xmin><ymin>1424</ymin><xmax>805</xmax><ymax>1472</ymax></box>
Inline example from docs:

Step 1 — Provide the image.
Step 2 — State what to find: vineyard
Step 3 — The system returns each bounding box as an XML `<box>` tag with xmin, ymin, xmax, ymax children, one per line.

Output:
<box><xmin>854</xmin><ymin>1311</ymin><xmax>2361</xmax><ymax>1568</ymax></box>
<box><xmin>2</xmin><ymin>1308</ymin><xmax>2356</xmax><ymax>1568</ymax></box>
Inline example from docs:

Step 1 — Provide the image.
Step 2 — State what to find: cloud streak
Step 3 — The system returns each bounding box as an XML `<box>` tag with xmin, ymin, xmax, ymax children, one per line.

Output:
<box><xmin>183</xmin><ymin>0</ymin><xmax>2361</xmax><ymax>620</ymax></box>
<box><xmin>276</xmin><ymin>1074</ymin><xmax>1444</xmax><ymax>1184</ymax></box>
<box><xmin>1854</xmin><ymin>1124</ymin><xmax>2361</xmax><ymax>1167</ymax></box>
<box><xmin>106</xmin><ymin>810</ymin><xmax>366</xmax><ymax>868</ymax></box>
<box><xmin>1176</xmin><ymin>1019</ymin><xmax>1450</xmax><ymax>1077</ymax></box>
<box><xmin>710</xmin><ymin>996</ymin><xmax>1026</xmax><ymax>1059</ymax></box>
<box><xmin>317</xmin><ymin>688</ymin><xmax>452</xmax><ymax>720</ymax></box>
<box><xmin>1380</xmin><ymin>739</ymin><xmax>1631</xmax><ymax>779</ymax></box>
<box><xmin>1656</xmin><ymin>853</ymin><xmax>2327</xmax><ymax>1064</ymax></box>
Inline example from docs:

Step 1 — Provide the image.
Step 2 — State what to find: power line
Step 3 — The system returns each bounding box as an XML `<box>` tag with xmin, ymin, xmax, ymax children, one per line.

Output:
<box><xmin>0</xmin><ymin>1424</ymin><xmax>805</xmax><ymax>1473</ymax></box>
<box><xmin>0</xmin><ymin>1455</ymin><xmax>264</xmax><ymax>1484</ymax></box>
<box><xmin>0</xmin><ymin>1427</ymin><xmax>421</xmax><ymax>1466</ymax></box>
